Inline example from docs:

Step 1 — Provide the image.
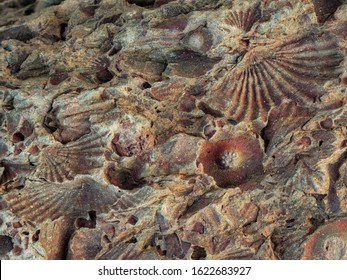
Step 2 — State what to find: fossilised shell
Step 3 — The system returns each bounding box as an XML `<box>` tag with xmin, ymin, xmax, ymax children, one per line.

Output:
<box><xmin>34</xmin><ymin>133</ymin><xmax>105</xmax><ymax>182</ymax></box>
<box><xmin>67</xmin><ymin>228</ymin><xmax>103</xmax><ymax>260</ymax></box>
<box><xmin>198</xmin><ymin>135</ymin><xmax>264</xmax><ymax>188</ymax></box>
<box><xmin>261</xmin><ymin>102</ymin><xmax>312</xmax><ymax>154</ymax></box>
<box><xmin>0</xmin><ymin>25</ymin><xmax>36</xmax><ymax>43</ymax></box>
<box><xmin>133</xmin><ymin>133</ymin><xmax>201</xmax><ymax>179</ymax></box>
<box><xmin>5</xmin><ymin>177</ymin><xmax>122</xmax><ymax>223</ymax></box>
<box><xmin>119</xmin><ymin>50</ymin><xmax>168</xmax><ymax>82</ymax></box>
<box><xmin>0</xmin><ymin>90</ymin><xmax>14</xmax><ymax>111</ymax></box>
<box><xmin>209</xmin><ymin>29</ymin><xmax>343</xmax><ymax>122</ymax></box>
<box><xmin>225</xmin><ymin>1</ymin><xmax>262</xmax><ymax>32</ymax></box>
<box><xmin>0</xmin><ymin>160</ymin><xmax>34</xmax><ymax>190</ymax></box>
<box><xmin>128</xmin><ymin>0</ymin><xmax>155</xmax><ymax>7</ymax></box>
<box><xmin>153</xmin><ymin>14</ymin><xmax>189</xmax><ymax>31</ymax></box>
<box><xmin>303</xmin><ymin>219</ymin><xmax>347</xmax><ymax>259</ymax></box>
<box><xmin>112</xmin><ymin>185</ymin><xmax>159</xmax><ymax>212</ymax></box>
<box><xmin>0</xmin><ymin>235</ymin><xmax>14</xmax><ymax>256</ymax></box>
<box><xmin>44</xmin><ymin>89</ymin><xmax>115</xmax><ymax>144</ymax></box>
<box><xmin>111</xmin><ymin>114</ymin><xmax>155</xmax><ymax>157</ymax></box>
<box><xmin>81</xmin><ymin>57</ymin><xmax>114</xmax><ymax>84</ymax></box>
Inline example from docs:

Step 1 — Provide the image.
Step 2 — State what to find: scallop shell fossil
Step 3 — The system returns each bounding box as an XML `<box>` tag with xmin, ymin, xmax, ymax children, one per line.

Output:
<box><xmin>34</xmin><ymin>133</ymin><xmax>106</xmax><ymax>182</ymax></box>
<box><xmin>5</xmin><ymin>177</ymin><xmax>121</xmax><ymax>223</ymax></box>
<box><xmin>225</xmin><ymin>1</ymin><xmax>262</xmax><ymax>32</ymax></box>
<box><xmin>44</xmin><ymin>89</ymin><xmax>115</xmax><ymax>144</ymax></box>
<box><xmin>209</xmin><ymin>29</ymin><xmax>343</xmax><ymax>122</ymax></box>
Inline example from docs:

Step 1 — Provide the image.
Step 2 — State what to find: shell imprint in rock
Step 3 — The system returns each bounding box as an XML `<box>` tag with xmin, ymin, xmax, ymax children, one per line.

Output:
<box><xmin>210</xmin><ymin>29</ymin><xmax>343</xmax><ymax>122</ymax></box>
<box><xmin>225</xmin><ymin>1</ymin><xmax>262</xmax><ymax>32</ymax></box>
<box><xmin>44</xmin><ymin>90</ymin><xmax>115</xmax><ymax>144</ymax></box>
<box><xmin>34</xmin><ymin>133</ymin><xmax>105</xmax><ymax>182</ymax></box>
<box><xmin>198</xmin><ymin>135</ymin><xmax>264</xmax><ymax>188</ymax></box>
<box><xmin>303</xmin><ymin>219</ymin><xmax>347</xmax><ymax>260</ymax></box>
<box><xmin>5</xmin><ymin>177</ymin><xmax>121</xmax><ymax>223</ymax></box>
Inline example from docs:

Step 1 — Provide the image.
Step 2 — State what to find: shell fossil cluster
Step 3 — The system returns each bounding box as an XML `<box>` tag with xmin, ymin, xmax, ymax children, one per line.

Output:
<box><xmin>0</xmin><ymin>0</ymin><xmax>347</xmax><ymax>260</ymax></box>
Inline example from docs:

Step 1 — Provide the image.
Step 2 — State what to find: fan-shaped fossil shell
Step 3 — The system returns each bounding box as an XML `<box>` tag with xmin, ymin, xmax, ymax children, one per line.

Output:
<box><xmin>225</xmin><ymin>1</ymin><xmax>262</xmax><ymax>32</ymax></box>
<box><xmin>5</xmin><ymin>177</ymin><xmax>121</xmax><ymax>223</ymax></box>
<box><xmin>81</xmin><ymin>57</ymin><xmax>114</xmax><ymax>84</ymax></box>
<box><xmin>112</xmin><ymin>186</ymin><xmax>158</xmax><ymax>212</ymax></box>
<box><xmin>34</xmin><ymin>133</ymin><xmax>106</xmax><ymax>182</ymax></box>
<box><xmin>209</xmin><ymin>30</ymin><xmax>343</xmax><ymax>122</ymax></box>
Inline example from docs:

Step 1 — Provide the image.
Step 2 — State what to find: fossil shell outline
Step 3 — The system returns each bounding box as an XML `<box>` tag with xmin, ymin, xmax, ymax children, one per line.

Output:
<box><xmin>225</xmin><ymin>1</ymin><xmax>262</xmax><ymax>32</ymax></box>
<box><xmin>34</xmin><ymin>132</ymin><xmax>106</xmax><ymax>183</ymax></box>
<box><xmin>303</xmin><ymin>219</ymin><xmax>347</xmax><ymax>260</ymax></box>
<box><xmin>5</xmin><ymin>177</ymin><xmax>122</xmax><ymax>223</ymax></box>
<box><xmin>44</xmin><ymin>90</ymin><xmax>116</xmax><ymax>144</ymax></box>
<box><xmin>210</xmin><ymin>29</ymin><xmax>344</xmax><ymax>122</ymax></box>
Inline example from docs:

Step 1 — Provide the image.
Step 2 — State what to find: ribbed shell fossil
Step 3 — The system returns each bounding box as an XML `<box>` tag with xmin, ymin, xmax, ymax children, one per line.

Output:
<box><xmin>35</xmin><ymin>133</ymin><xmax>105</xmax><ymax>182</ymax></box>
<box><xmin>5</xmin><ymin>177</ymin><xmax>121</xmax><ymax>223</ymax></box>
<box><xmin>82</xmin><ymin>57</ymin><xmax>114</xmax><ymax>84</ymax></box>
<box><xmin>225</xmin><ymin>1</ymin><xmax>261</xmax><ymax>32</ymax></box>
<box><xmin>209</xmin><ymin>30</ymin><xmax>343</xmax><ymax>122</ymax></box>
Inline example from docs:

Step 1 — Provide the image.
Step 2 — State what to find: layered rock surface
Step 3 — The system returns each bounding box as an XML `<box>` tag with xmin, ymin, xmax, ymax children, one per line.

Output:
<box><xmin>0</xmin><ymin>0</ymin><xmax>346</xmax><ymax>259</ymax></box>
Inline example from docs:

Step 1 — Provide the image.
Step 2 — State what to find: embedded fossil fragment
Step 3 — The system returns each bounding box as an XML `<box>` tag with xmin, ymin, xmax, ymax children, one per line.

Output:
<box><xmin>5</xmin><ymin>113</ymin><xmax>34</xmax><ymax>143</ymax></box>
<box><xmin>39</xmin><ymin>216</ymin><xmax>75</xmax><ymax>260</ymax></box>
<box><xmin>5</xmin><ymin>177</ymin><xmax>121</xmax><ymax>223</ymax></box>
<box><xmin>303</xmin><ymin>219</ymin><xmax>347</xmax><ymax>260</ymax></box>
<box><xmin>312</xmin><ymin>0</ymin><xmax>343</xmax><ymax>24</ymax></box>
<box><xmin>0</xmin><ymin>235</ymin><xmax>14</xmax><ymax>256</ymax></box>
<box><xmin>133</xmin><ymin>133</ymin><xmax>201</xmax><ymax>179</ymax></box>
<box><xmin>198</xmin><ymin>135</ymin><xmax>264</xmax><ymax>188</ymax></box>
<box><xmin>166</xmin><ymin>49</ymin><xmax>221</xmax><ymax>78</ymax></box>
<box><xmin>0</xmin><ymin>25</ymin><xmax>36</xmax><ymax>43</ymax></box>
<box><xmin>0</xmin><ymin>161</ymin><xmax>35</xmax><ymax>190</ymax></box>
<box><xmin>81</xmin><ymin>57</ymin><xmax>114</xmax><ymax>84</ymax></box>
<box><xmin>34</xmin><ymin>133</ymin><xmax>106</xmax><ymax>182</ymax></box>
<box><xmin>67</xmin><ymin>228</ymin><xmax>103</xmax><ymax>260</ymax></box>
<box><xmin>225</xmin><ymin>1</ymin><xmax>262</xmax><ymax>32</ymax></box>
<box><xmin>261</xmin><ymin>102</ymin><xmax>312</xmax><ymax>154</ymax></box>
<box><xmin>111</xmin><ymin>113</ymin><xmax>155</xmax><ymax>157</ymax></box>
<box><xmin>44</xmin><ymin>89</ymin><xmax>115</xmax><ymax>144</ymax></box>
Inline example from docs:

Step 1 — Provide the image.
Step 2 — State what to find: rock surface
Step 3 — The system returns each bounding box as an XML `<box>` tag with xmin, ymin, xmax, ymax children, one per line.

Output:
<box><xmin>0</xmin><ymin>0</ymin><xmax>346</xmax><ymax>260</ymax></box>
